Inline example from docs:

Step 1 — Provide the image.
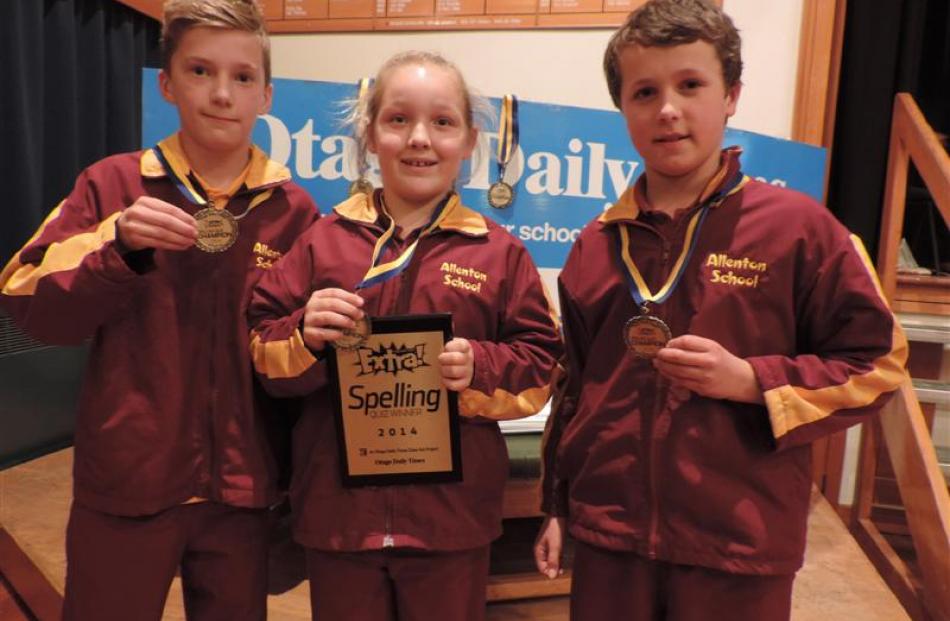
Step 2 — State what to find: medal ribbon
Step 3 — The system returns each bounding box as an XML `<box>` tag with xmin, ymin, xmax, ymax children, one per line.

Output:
<box><xmin>355</xmin><ymin>194</ymin><xmax>454</xmax><ymax>290</ymax></box>
<box><xmin>616</xmin><ymin>171</ymin><xmax>749</xmax><ymax>308</ymax></box>
<box><xmin>495</xmin><ymin>94</ymin><xmax>519</xmax><ymax>181</ymax></box>
<box><xmin>153</xmin><ymin>144</ymin><xmax>208</xmax><ymax>207</ymax></box>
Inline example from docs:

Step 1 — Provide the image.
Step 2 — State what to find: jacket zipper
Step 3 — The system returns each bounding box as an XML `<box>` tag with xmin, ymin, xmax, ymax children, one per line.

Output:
<box><xmin>205</xmin><ymin>197</ymin><xmax>218</xmax><ymax>496</ymax></box>
<box><xmin>647</xmin><ymin>235</ymin><xmax>672</xmax><ymax>558</ymax></box>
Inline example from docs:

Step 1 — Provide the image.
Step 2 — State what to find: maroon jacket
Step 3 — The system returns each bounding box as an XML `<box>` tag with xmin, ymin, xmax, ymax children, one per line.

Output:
<box><xmin>542</xmin><ymin>149</ymin><xmax>907</xmax><ymax>574</ymax></box>
<box><xmin>248</xmin><ymin>191</ymin><xmax>562</xmax><ymax>551</ymax></box>
<box><xmin>0</xmin><ymin>134</ymin><xmax>318</xmax><ymax>516</ymax></box>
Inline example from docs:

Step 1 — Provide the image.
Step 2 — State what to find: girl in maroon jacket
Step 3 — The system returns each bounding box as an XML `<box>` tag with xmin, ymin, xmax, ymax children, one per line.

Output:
<box><xmin>248</xmin><ymin>51</ymin><xmax>561</xmax><ymax>621</ymax></box>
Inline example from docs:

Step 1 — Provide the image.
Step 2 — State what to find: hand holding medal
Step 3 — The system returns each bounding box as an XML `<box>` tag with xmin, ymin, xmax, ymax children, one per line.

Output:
<box><xmin>489</xmin><ymin>94</ymin><xmax>519</xmax><ymax>209</ymax></box>
<box><xmin>116</xmin><ymin>196</ymin><xmax>197</xmax><ymax>251</ymax></box>
<box><xmin>151</xmin><ymin>143</ymin><xmax>254</xmax><ymax>253</ymax></box>
<box><xmin>616</xmin><ymin>171</ymin><xmax>748</xmax><ymax>358</ymax></box>
<box><xmin>302</xmin><ymin>288</ymin><xmax>368</xmax><ymax>352</ymax></box>
<box><xmin>653</xmin><ymin>334</ymin><xmax>764</xmax><ymax>404</ymax></box>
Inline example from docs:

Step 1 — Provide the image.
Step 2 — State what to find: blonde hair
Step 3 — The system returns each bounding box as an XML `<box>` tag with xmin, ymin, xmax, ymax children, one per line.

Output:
<box><xmin>604</xmin><ymin>0</ymin><xmax>742</xmax><ymax>109</ymax></box>
<box><xmin>161</xmin><ymin>0</ymin><xmax>272</xmax><ymax>84</ymax></box>
<box><xmin>345</xmin><ymin>51</ymin><xmax>492</xmax><ymax>177</ymax></box>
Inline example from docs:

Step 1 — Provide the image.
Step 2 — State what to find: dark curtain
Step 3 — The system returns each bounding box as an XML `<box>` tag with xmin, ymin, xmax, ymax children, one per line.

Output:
<box><xmin>0</xmin><ymin>0</ymin><xmax>159</xmax><ymax>468</ymax></box>
<box><xmin>0</xmin><ymin>0</ymin><xmax>160</xmax><ymax>262</ymax></box>
<box><xmin>827</xmin><ymin>0</ymin><xmax>950</xmax><ymax>261</ymax></box>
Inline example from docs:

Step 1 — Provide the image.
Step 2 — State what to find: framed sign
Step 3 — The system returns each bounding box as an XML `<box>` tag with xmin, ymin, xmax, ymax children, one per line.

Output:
<box><xmin>328</xmin><ymin>313</ymin><xmax>462</xmax><ymax>487</ymax></box>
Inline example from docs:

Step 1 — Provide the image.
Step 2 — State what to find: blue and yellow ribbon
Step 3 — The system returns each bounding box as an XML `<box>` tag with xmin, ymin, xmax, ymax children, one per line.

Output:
<box><xmin>496</xmin><ymin>94</ymin><xmax>519</xmax><ymax>180</ymax></box>
<box><xmin>357</xmin><ymin>77</ymin><xmax>371</xmax><ymax>106</ymax></box>
<box><xmin>616</xmin><ymin>171</ymin><xmax>749</xmax><ymax>308</ymax></box>
<box><xmin>152</xmin><ymin>144</ymin><xmax>208</xmax><ymax>206</ymax></box>
<box><xmin>355</xmin><ymin>194</ymin><xmax>454</xmax><ymax>290</ymax></box>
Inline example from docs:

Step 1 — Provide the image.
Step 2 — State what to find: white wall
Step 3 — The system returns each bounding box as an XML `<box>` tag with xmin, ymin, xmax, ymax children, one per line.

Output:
<box><xmin>270</xmin><ymin>0</ymin><xmax>804</xmax><ymax>139</ymax></box>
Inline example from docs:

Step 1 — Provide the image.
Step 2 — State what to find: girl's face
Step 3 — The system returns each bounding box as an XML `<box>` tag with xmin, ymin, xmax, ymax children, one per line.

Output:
<box><xmin>367</xmin><ymin>63</ymin><xmax>477</xmax><ymax>209</ymax></box>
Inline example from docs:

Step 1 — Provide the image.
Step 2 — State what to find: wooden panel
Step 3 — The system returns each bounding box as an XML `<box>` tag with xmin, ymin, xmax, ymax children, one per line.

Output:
<box><xmin>877</xmin><ymin>381</ymin><xmax>950</xmax><ymax>621</ymax></box>
<box><xmin>487</xmin><ymin>571</ymin><xmax>572</xmax><ymax>602</ymax></box>
<box><xmin>852</xmin><ymin>517</ymin><xmax>927</xmax><ymax>621</ymax></box>
<box><xmin>485</xmin><ymin>0</ymin><xmax>537</xmax><ymax>14</ymax></box>
<box><xmin>0</xmin><ymin>576</ymin><xmax>32</xmax><ymax>621</ymax></box>
<box><xmin>792</xmin><ymin>0</ymin><xmax>845</xmax><ymax>149</ymax></box>
<box><xmin>329</xmin><ymin>0</ymin><xmax>376</xmax><ymax>18</ymax></box>
<box><xmin>549</xmin><ymin>0</ymin><xmax>602</xmax><ymax>14</ymax></box>
<box><xmin>285</xmin><ymin>0</ymin><xmax>330</xmax><ymax>18</ymax></box>
<box><xmin>502</xmin><ymin>477</ymin><xmax>542</xmax><ymax>519</ymax></box>
<box><xmin>111</xmin><ymin>0</ymin><xmax>727</xmax><ymax>32</ymax></box>
<box><xmin>0</xmin><ymin>529</ymin><xmax>62</xmax><ymax>621</ymax></box>
<box><xmin>437</xmin><ymin>0</ymin><xmax>487</xmax><ymax>16</ymax></box>
<box><xmin>114</xmin><ymin>0</ymin><xmax>162</xmax><ymax>20</ymax></box>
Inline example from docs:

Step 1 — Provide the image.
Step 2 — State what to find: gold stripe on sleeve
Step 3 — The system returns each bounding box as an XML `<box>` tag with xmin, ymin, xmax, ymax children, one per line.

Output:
<box><xmin>766</xmin><ymin>234</ymin><xmax>909</xmax><ymax>439</ymax></box>
<box><xmin>249</xmin><ymin>330</ymin><xmax>318</xmax><ymax>380</ymax></box>
<box><xmin>1</xmin><ymin>210</ymin><xmax>121</xmax><ymax>297</ymax></box>
<box><xmin>458</xmin><ymin>384</ymin><xmax>551</xmax><ymax>421</ymax></box>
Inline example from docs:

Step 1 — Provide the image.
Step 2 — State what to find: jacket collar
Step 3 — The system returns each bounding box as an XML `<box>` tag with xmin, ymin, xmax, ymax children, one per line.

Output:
<box><xmin>334</xmin><ymin>191</ymin><xmax>489</xmax><ymax>237</ymax></box>
<box><xmin>139</xmin><ymin>133</ymin><xmax>291</xmax><ymax>191</ymax></box>
<box><xmin>600</xmin><ymin>146</ymin><xmax>744</xmax><ymax>225</ymax></box>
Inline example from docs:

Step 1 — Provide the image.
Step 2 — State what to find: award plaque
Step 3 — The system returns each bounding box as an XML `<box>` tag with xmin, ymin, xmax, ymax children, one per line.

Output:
<box><xmin>328</xmin><ymin>313</ymin><xmax>462</xmax><ymax>487</ymax></box>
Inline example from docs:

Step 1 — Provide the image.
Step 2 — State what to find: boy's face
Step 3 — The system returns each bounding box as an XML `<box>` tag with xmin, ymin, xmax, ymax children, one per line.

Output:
<box><xmin>159</xmin><ymin>27</ymin><xmax>272</xmax><ymax>163</ymax></box>
<box><xmin>617</xmin><ymin>40</ymin><xmax>740</xmax><ymax>184</ymax></box>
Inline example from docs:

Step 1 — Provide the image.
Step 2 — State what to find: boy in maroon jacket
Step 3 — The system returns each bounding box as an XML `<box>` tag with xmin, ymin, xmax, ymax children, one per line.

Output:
<box><xmin>0</xmin><ymin>1</ymin><xmax>316</xmax><ymax>619</ymax></box>
<box><xmin>534</xmin><ymin>1</ymin><xmax>908</xmax><ymax>619</ymax></box>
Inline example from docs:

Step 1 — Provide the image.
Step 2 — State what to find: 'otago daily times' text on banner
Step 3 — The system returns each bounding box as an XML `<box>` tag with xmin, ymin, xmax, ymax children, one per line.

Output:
<box><xmin>142</xmin><ymin>69</ymin><xmax>826</xmax><ymax>270</ymax></box>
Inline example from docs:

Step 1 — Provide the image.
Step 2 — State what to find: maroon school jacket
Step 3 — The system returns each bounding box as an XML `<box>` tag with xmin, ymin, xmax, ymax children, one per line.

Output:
<box><xmin>0</xmin><ymin>134</ymin><xmax>318</xmax><ymax>515</ymax></box>
<box><xmin>541</xmin><ymin>149</ymin><xmax>907</xmax><ymax>575</ymax></box>
<box><xmin>249</xmin><ymin>190</ymin><xmax>562</xmax><ymax>551</ymax></box>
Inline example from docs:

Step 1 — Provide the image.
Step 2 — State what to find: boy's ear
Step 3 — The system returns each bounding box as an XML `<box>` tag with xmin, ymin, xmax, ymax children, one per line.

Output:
<box><xmin>725</xmin><ymin>82</ymin><xmax>742</xmax><ymax>118</ymax></box>
<box><xmin>259</xmin><ymin>82</ymin><xmax>273</xmax><ymax>115</ymax></box>
<box><xmin>158</xmin><ymin>69</ymin><xmax>176</xmax><ymax>105</ymax></box>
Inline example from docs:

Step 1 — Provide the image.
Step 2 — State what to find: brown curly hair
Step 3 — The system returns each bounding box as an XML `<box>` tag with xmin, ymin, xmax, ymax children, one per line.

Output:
<box><xmin>603</xmin><ymin>0</ymin><xmax>742</xmax><ymax>109</ymax></box>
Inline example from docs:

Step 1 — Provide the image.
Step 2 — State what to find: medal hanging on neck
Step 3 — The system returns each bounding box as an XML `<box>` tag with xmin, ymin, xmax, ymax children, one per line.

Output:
<box><xmin>617</xmin><ymin>171</ymin><xmax>747</xmax><ymax>358</ymax></box>
<box><xmin>488</xmin><ymin>95</ymin><xmax>518</xmax><ymax>209</ymax></box>
<box><xmin>153</xmin><ymin>145</ymin><xmax>248</xmax><ymax>253</ymax></box>
<box><xmin>334</xmin><ymin>194</ymin><xmax>454</xmax><ymax>350</ymax></box>
<box><xmin>349</xmin><ymin>77</ymin><xmax>376</xmax><ymax>197</ymax></box>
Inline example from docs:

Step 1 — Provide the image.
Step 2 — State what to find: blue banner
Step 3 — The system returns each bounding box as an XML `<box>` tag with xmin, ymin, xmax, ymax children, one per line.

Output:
<box><xmin>143</xmin><ymin>69</ymin><xmax>826</xmax><ymax>270</ymax></box>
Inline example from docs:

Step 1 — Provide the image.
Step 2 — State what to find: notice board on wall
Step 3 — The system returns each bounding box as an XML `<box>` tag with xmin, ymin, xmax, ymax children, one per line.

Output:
<box><xmin>118</xmin><ymin>0</ymin><xmax>720</xmax><ymax>33</ymax></box>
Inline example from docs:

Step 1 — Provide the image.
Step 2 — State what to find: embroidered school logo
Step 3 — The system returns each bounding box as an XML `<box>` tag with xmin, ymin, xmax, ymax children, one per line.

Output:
<box><xmin>355</xmin><ymin>343</ymin><xmax>429</xmax><ymax>377</ymax></box>
<box><xmin>440</xmin><ymin>261</ymin><xmax>488</xmax><ymax>293</ymax></box>
<box><xmin>253</xmin><ymin>242</ymin><xmax>282</xmax><ymax>269</ymax></box>
<box><xmin>705</xmin><ymin>253</ymin><xmax>768</xmax><ymax>288</ymax></box>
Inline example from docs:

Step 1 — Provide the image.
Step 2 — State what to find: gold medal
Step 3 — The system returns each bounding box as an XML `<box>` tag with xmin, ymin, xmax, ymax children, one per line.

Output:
<box><xmin>194</xmin><ymin>207</ymin><xmax>238</xmax><ymax>253</ymax></box>
<box><xmin>623</xmin><ymin>315</ymin><xmax>672</xmax><ymax>358</ymax></box>
<box><xmin>349</xmin><ymin>178</ymin><xmax>374</xmax><ymax>197</ymax></box>
<box><xmin>334</xmin><ymin>316</ymin><xmax>372</xmax><ymax>351</ymax></box>
<box><xmin>488</xmin><ymin>181</ymin><xmax>514</xmax><ymax>209</ymax></box>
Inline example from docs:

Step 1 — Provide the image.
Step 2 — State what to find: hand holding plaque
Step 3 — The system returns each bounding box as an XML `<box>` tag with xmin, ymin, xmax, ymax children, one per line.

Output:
<box><xmin>438</xmin><ymin>337</ymin><xmax>474</xmax><ymax>392</ymax></box>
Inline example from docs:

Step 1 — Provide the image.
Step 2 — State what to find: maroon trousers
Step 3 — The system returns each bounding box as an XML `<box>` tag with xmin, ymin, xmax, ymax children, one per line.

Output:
<box><xmin>63</xmin><ymin>501</ymin><xmax>269</xmax><ymax>621</ymax></box>
<box><xmin>306</xmin><ymin>545</ymin><xmax>491</xmax><ymax>621</ymax></box>
<box><xmin>570</xmin><ymin>541</ymin><xmax>795</xmax><ymax>621</ymax></box>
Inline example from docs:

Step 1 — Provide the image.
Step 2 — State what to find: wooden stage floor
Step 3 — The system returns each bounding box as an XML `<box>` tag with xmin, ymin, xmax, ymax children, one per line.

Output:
<box><xmin>0</xmin><ymin>449</ymin><xmax>910</xmax><ymax>620</ymax></box>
